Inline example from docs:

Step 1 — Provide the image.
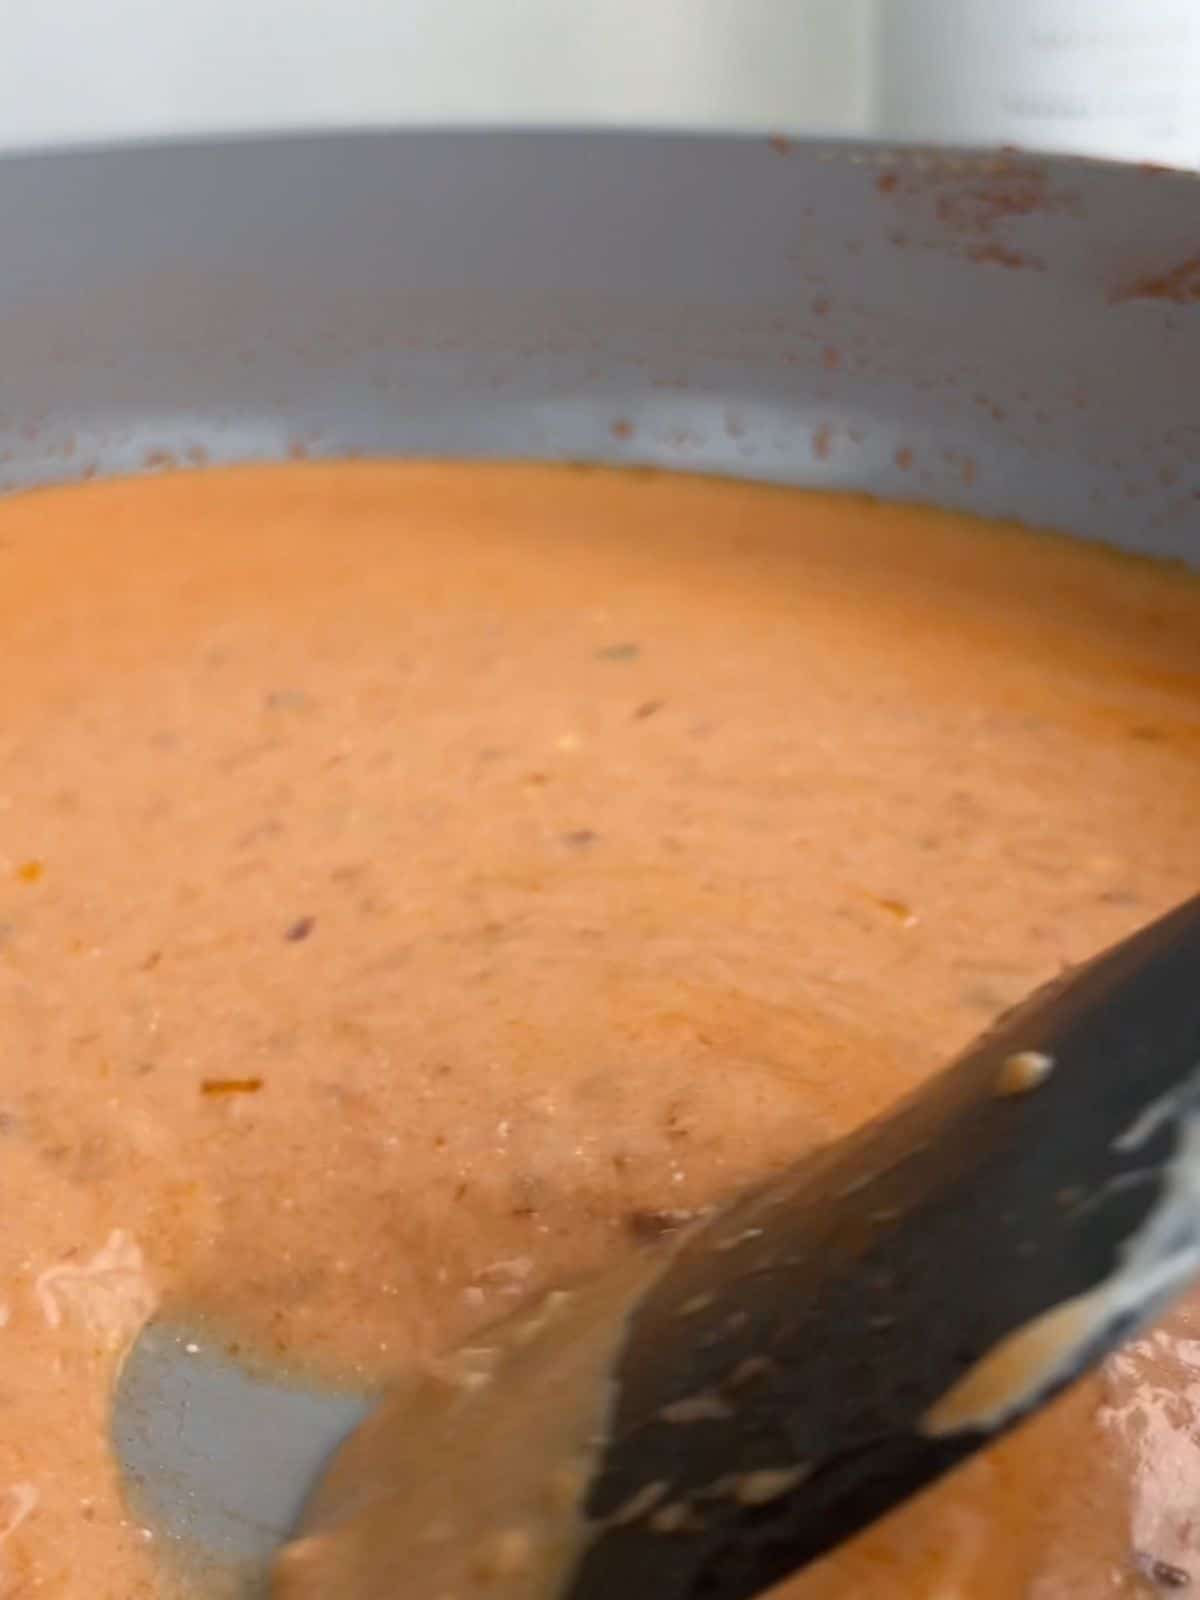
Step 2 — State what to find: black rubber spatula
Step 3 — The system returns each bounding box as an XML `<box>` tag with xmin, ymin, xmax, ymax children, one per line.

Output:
<box><xmin>115</xmin><ymin>894</ymin><xmax>1200</xmax><ymax>1599</ymax></box>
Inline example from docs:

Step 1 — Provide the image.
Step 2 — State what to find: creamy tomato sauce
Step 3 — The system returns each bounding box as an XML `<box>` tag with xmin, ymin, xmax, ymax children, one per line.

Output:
<box><xmin>0</xmin><ymin>461</ymin><xmax>1198</xmax><ymax>1598</ymax></box>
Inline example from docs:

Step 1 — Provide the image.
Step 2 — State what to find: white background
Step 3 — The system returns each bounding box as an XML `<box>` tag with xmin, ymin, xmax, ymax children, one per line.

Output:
<box><xmin>0</xmin><ymin>0</ymin><xmax>869</xmax><ymax>151</ymax></box>
<box><xmin>0</xmin><ymin>0</ymin><xmax>1197</xmax><ymax>166</ymax></box>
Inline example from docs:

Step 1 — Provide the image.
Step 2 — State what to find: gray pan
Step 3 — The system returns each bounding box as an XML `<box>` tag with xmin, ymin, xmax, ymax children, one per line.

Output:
<box><xmin>0</xmin><ymin>130</ymin><xmax>1195</xmax><ymax>1592</ymax></box>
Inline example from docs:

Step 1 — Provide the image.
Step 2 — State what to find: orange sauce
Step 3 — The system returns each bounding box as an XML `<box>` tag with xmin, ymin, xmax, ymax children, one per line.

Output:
<box><xmin>1</xmin><ymin>461</ymin><xmax>1198</xmax><ymax>1596</ymax></box>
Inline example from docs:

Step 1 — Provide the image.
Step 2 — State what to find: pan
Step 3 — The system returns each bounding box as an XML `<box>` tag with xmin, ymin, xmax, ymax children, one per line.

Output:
<box><xmin>0</xmin><ymin>129</ymin><xmax>1196</xmax><ymax>1590</ymax></box>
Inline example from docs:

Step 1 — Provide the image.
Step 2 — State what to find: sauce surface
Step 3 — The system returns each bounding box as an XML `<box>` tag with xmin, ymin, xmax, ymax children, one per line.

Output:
<box><xmin>1</xmin><ymin>461</ymin><xmax>1199</xmax><ymax>1597</ymax></box>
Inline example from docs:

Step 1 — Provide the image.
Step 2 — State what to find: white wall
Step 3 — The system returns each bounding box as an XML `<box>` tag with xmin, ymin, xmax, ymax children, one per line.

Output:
<box><xmin>1</xmin><ymin>0</ymin><xmax>1195</xmax><ymax>164</ymax></box>
<box><xmin>0</xmin><ymin>0</ymin><xmax>869</xmax><ymax>152</ymax></box>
